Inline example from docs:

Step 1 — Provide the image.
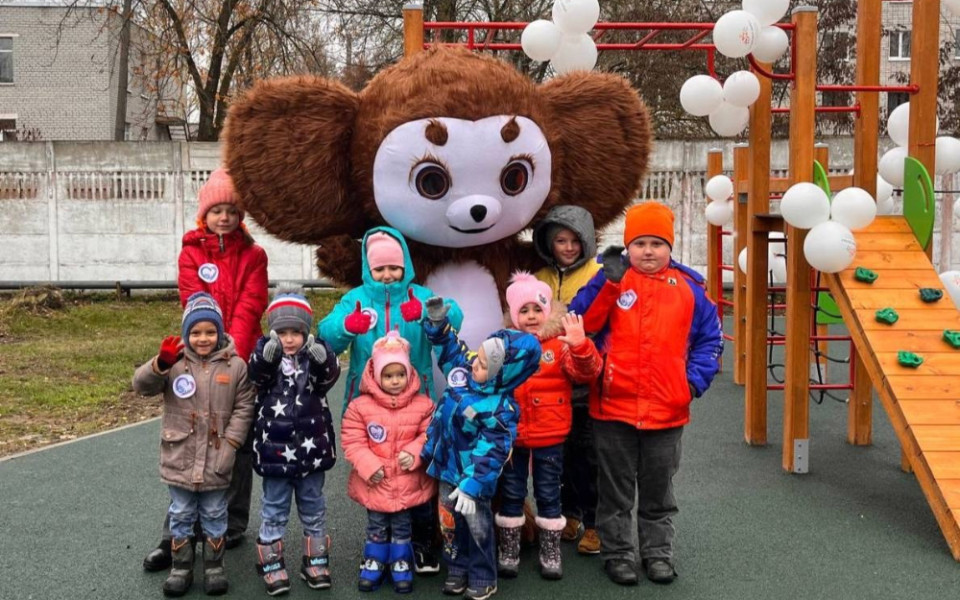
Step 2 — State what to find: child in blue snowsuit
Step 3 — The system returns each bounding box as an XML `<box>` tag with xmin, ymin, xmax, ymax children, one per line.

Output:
<box><xmin>419</xmin><ymin>297</ymin><xmax>541</xmax><ymax>600</ymax></box>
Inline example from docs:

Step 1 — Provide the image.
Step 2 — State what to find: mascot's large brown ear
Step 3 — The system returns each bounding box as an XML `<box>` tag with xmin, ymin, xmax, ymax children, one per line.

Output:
<box><xmin>223</xmin><ymin>77</ymin><xmax>365</xmax><ymax>245</ymax></box>
<box><xmin>538</xmin><ymin>73</ymin><xmax>652</xmax><ymax>229</ymax></box>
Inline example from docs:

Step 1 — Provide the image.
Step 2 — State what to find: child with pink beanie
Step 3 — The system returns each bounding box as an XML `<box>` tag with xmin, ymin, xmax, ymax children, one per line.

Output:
<box><xmin>341</xmin><ymin>331</ymin><xmax>436</xmax><ymax>594</ymax></box>
<box><xmin>495</xmin><ymin>272</ymin><xmax>602</xmax><ymax>581</ymax></box>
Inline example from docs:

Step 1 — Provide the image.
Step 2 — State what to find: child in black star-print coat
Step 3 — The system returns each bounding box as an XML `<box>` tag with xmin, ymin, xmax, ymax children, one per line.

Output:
<box><xmin>247</xmin><ymin>284</ymin><xmax>340</xmax><ymax>595</ymax></box>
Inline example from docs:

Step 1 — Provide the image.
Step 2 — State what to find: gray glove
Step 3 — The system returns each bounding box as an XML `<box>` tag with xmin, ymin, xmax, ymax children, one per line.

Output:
<box><xmin>425</xmin><ymin>296</ymin><xmax>450</xmax><ymax>324</ymax></box>
<box><xmin>304</xmin><ymin>334</ymin><xmax>327</xmax><ymax>364</ymax></box>
<box><xmin>262</xmin><ymin>330</ymin><xmax>281</xmax><ymax>364</ymax></box>
<box><xmin>601</xmin><ymin>246</ymin><xmax>628</xmax><ymax>283</ymax></box>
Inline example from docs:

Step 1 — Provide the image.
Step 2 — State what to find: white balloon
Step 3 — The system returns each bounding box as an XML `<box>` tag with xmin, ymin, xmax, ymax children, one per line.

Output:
<box><xmin>876</xmin><ymin>175</ymin><xmax>894</xmax><ymax>203</ymax></box>
<box><xmin>887</xmin><ymin>102</ymin><xmax>941</xmax><ymax>147</ymax></box>
<box><xmin>705</xmin><ymin>174</ymin><xmax>734</xmax><ymax>202</ymax></box>
<box><xmin>940</xmin><ymin>270</ymin><xmax>960</xmax><ymax>309</ymax></box>
<box><xmin>803</xmin><ymin>221</ymin><xmax>857</xmax><ymax>274</ymax></box>
<box><xmin>680</xmin><ymin>75</ymin><xmax>724</xmax><ymax>117</ymax></box>
<box><xmin>780</xmin><ymin>182</ymin><xmax>831</xmax><ymax>229</ymax></box>
<box><xmin>831</xmin><ymin>187</ymin><xmax>877</xmax><ymax>230</ymax></box>
<box><xmin>521</xmin><ymin>20</ymin><xmax>563</xmax><ymax>61</ymax></box>
<box><xmin>770</xmin><ymin>255</ymin><xmax>788</xmax><ymax>284</ymax></box>
<box><xmin>752</xmin><ymin>26</ymin><xmax>789</xmax><ymax>63</ymax></box>
<box><xmin>550</xmin><ymin>33</ymin><xmax>598</xmax><ymax>74</ymax></box>
<box><xmin>709</xmin><ymin>101</ymin><xmax>750</xmax><ymax>137</ymax></box>
<box><xmin>935</xmin><ymin>136</ymin><xmax>960</xmax><ymax>175</ymax></box>
<box><xmin>767</xmin><ymin>231</ymin><xmax>786</xmax><ymax>259</ymax></box>
<box><xmin>723</xmin><ymin>71</ymin><xmax>761</xmax><ymax>107</ymax></box>
<box><xmin>876</xmin><ymin>195</ymin><xmax>896</xmax><ymax>216</ymax></box>
<box><xmin>738</xmin><ymin>247</ymin><xmax>749</xmax><ymax>274</ymax></box>
<box><xmin>945</xmin><ymin>0</ymin><xmax>960</xmax><ymax>18</ymax></box>
<box><xmin>713</xmin><ymin>10</ymin><xmax>762</xmax><ymax>59</ymax></box>
<box><xmin>552</xmin><ymin>0</ymin><xmax>600</xmax><ymax>35</ymax></box>
<box><xmin>878</xmin><ymin>147</ymin><xmax>908</xmax><ymax>187</ymax></box>
<box><xmin>705</xmin><ymin>199</ymin><xmax>734</xmax><ymax>226</ymax></box>
<box><xmin>742</xmin><ymin>0</ymin><xmax>790</xmax><ymax>26</ymax></box>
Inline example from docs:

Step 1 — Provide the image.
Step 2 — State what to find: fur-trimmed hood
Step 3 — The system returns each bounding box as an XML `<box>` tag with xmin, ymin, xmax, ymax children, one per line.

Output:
<box><xmin>503</xmin><ymin>301</ymin><xmax>569</xmax><ymax>342</ymax></box>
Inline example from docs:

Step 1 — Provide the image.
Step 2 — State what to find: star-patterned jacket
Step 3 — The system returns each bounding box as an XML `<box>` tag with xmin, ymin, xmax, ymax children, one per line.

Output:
<box><xmin>248</xmin><ymin>335</ymin><xmax>340</xmax><ymax>479</ymax></box>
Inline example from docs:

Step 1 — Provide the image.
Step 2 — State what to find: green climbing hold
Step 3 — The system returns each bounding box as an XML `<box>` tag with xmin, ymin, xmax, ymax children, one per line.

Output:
<box><xmin>855</xmin><ymin>267</ymin><xmax>878</xmax><ymax>283</ymax></box>
<box><xmin>919</xmin><ymin>288</ymin><xmax>943</xmax><ymax>303</ymax></box>
<box><xmin>897</xmin><ymin>351</ymin><xmax>924</xmax><ymax>368</ymax></box>
<box><xmin>875</xmin><ymin>308</ymin><xmax>899</xmax><ymax>325</ymax></box>
<box><xmin>944</xmin><ymin>330</ymin><xmax>960</xmax><ymax>349</ymax></box>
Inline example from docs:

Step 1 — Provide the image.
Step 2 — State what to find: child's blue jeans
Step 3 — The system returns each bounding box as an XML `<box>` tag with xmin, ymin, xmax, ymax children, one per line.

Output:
<box><xmin>259</xmin><ymin>471</ymin><xmax>327</xmax><ymax>543</ymax></box>
<box><xmin>438</xmin><ymin>481</ymin><xmax>496</xmax><ymax>589</ymax></box>
<box><xmin>498</xmin><ymin>443</ymin><xmax>564</xmax><ymax>519</ymax></box>
<box><xmin>366</xmin><ymin>509</ymin><xmax>412</xmax><ymax>543</ymax></box>
<box><xmin>168</xmin><ymin>486</ymin><xmax>228</xmax><ymax>539</ymax></box>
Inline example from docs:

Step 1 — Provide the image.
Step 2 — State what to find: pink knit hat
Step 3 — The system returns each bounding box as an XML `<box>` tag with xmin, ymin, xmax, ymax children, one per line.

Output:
<box><xmin>366</xmin><ymin>232</ymin><xmax>405</xmax><ymax>271</ymax></box>
<box><xmin>196</xmin><ymin>168</ymin><xmax>243</xmax><ymax>226</ymax></box>
<box><xmin>371</xmin><ymin>331</ymin><xmax>413</xmax><ymax>382</ymax></box>
<box><xmin>505</xmin><ymin>271</ymin><xmax>552</xmax><ymax>329</ymax></box>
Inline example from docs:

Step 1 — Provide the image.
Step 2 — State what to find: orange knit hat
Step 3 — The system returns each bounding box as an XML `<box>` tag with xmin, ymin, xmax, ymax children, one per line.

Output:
<box><xmin>196</xmin><ymin>168</ymin><xmax>243</xmax><ymax>226</ymax></box>
<box><xmin>623</xmin><ymin>202</ymin><xmax>675</xmax><ymax>248</ymax></box>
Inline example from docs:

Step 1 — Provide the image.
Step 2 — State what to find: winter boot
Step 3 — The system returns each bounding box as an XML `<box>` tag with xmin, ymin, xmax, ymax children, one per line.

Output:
<box><xmin>255</xmin><ymin>539</ymin><xmax>291</xmax><ymax>596</ymax></box>
<box><xmin>358</xmin><ymin>540</ymin><xmax>390</xmax><ymax>592</ymax></box>
<box><xmin>143</xmin><ymin>538</ymin><xmax>173</xmax><ymax>572</ymax></box>
<box><xmin>162</xmin><ymin>537</ymin><xmax>195</xmax><ymax>597</ymax></box>
<box><xmin>389</xmin><ymin>541</ymin><xmax>415</xmax><ymax>594</ymax></box>
<box><xmin>301</xmin><ymin>535</ymin><xmax>332</xmax><ymax>589</ymax></box>
<box><xmin>202</xmin><ymin>536</ymin><xmax>229</xmax><ymax>596</ymax></box>
<box><xmin>536</xmin><ymin>516</ymin><xmax>565</xmax><ymax>580</ymax></box>
<box><xmin>494</xmin><ymin>514</ymin><xmax>524</xmax><ymax>578</ymax></box>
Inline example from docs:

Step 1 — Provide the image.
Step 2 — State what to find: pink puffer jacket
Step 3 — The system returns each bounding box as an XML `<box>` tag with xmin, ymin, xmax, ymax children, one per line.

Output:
<box><xmin>341</xmin><ymin>361</ymin><xmax>436</xmax><ymax>513</ymax></box>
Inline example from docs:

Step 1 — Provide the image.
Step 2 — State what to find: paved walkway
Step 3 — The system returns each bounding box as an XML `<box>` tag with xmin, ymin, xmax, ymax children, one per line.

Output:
<box><xmin>3</xmin><ymin>341</ymin><xmax>960</xmax><ymax>599</ymax></box>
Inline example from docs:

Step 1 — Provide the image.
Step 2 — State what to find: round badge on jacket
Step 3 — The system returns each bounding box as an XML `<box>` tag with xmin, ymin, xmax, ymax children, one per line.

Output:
<box><xmin>361</xmin><ymin>308</ymin><xmax>379</xmax><ymax>330</ymax></box>
<box><xmin>448</xmin><ymin>367</ymin><xmax>468</xmax><ymax>388</ymax></box>
<box><xmin>281</xmin><ymin>357</ymin><xmax>295</xmax><ymax>376</ymax></box>
<box><xmin>367</xmin><ymin>423</ymin><xmax>387</xmax><ymax>443</ymax></box>
<box><xmin>198</xmin><ymin>263</ymin><xmax>219</xmax><ymax>283</ymax></box>
<box><xmin>172</xmin><ymin>374</ymin><xmax>197</xmax><ymax>398</ymax></box>
<box><xmin>617</xmin><ymin>290</ymin><xmax>638</xmax><ymax>310</ymax></box>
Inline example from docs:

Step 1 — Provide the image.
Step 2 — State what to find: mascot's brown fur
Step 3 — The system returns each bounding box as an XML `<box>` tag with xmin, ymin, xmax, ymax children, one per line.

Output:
<box><xmin>224</xmin><ymin>46</ymin><xmax>650</xmax><ymax>311</ymax></box>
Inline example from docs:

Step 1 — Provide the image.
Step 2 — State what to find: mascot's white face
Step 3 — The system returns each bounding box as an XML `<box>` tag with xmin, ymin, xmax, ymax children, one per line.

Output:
<box><xmin>372</xmin><ymin>115</ymin><xmax>552</xmax><ymax>248</ymax></box>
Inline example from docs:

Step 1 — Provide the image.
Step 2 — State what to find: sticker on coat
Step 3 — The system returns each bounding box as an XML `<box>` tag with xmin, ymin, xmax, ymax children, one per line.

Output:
<box><xmin>198</xmin><ymin>263</ymin><xmax>219</xmax><ymax>283</ymax></box>
<box><xmin>617</xmin><ymin>290</ymin><xmax>637</xmax><ymax>310</ymax></box>
<box><xmin>367</xmin><ymin>423</ymin><xmax>387</xmax><ymax>444</ymax></box>
<box><xmin>448</xmin><ymin>367</ymin><xmax>468</xmax><ymax>388</ymax></box>
<box><xmin>362</xmin><ymin>308</ymin><xmax>379</xmax><ymax>330</ymax></box>
<box><xmin>281</xmin><ymin>357</ymin><xmax>295</xmax><ymax>376</ymax></box>
<box><xmin>542</xmin><ymin>350</ymin><xmax>555</xmax><ymax>364</ymax></box>
<box><xmin>173</xmin><ymin>374</ymin><xmax>197</xmax><ymax>398</ymax></box>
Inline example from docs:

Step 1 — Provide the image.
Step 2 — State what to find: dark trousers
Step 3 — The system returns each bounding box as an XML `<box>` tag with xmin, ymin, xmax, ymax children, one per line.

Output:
<box><xmin>159</xmin><ymin>442</ymin><xmax>253</xmax><ymax>541</ymax></box>
<box><xmin>367</xmin><ymin>509</ymin><xmax>413</xmax><ymax>543</ymax></box>
<box><xmin>499</xmin><ymin>444</ymin><xmax>564</xmax><ymax>519</ymax></box>
<box><xmin>594</xmin><ymin>419</ymin><xmax>683</xmax><ymax>564</ymax></box>
<box><xmin>438</xmin><ymin>482</ymin><xmax>496</xmax><ymax>589</ymax></box>
<box><xmin>560</xmin><ymin>405</ymin><xmax>598</xmax><ymax>528</ymax></box>
<box><xmin>410</xmin><ymin>498</ymin><xmax>437</xmax><ymax>550</ymax></box>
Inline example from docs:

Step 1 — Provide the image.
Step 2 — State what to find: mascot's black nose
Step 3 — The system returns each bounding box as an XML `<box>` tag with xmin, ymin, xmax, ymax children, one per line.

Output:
<box><xmin>470</xmin><ymin>205</ymin><xmax>487</xmax><ymax>223</ymax></box>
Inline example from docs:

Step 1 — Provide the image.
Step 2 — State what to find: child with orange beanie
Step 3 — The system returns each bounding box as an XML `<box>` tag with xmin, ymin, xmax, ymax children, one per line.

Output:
<box><xmin>571</xmin><ymin>202</ymin><xmax>723</xmax><ymax>587</ymax></box>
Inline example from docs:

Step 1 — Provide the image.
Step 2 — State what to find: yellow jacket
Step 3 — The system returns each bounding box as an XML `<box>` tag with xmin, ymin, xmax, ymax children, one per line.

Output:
<box><xmin>535</xmin><ymin>260</ymin><xmax>601</xmax><ymax>305</ymax></box>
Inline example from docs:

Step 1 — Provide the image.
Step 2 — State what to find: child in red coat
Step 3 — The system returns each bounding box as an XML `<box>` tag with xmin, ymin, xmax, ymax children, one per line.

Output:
<box><xmin>495</xmin><ymin>273</ymin><xmax>602</xmax><ymax>581</ymax></box>
<box><xmin>342</xmin><ymin>331</ymin><xmax>436</xmax><ymax>594</ymax></box>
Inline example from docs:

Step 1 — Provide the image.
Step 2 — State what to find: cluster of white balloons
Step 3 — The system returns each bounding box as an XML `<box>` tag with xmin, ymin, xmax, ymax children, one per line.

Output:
<box><xmin>941</xmin><ymin>270</ymin><xmax>960</xmax><ymax>310</ymax></box>
<box><xmin>704</xmin><ymin>174</ymin><xmax>735</xmax><ymax>226</ymax></box>
<box><xmin>521</xmin><ymin>0</ymin><xmax>600</xmax><ymax>74</ymax></box>
<box><xmin>736</xmin><ymin>232</ymin><xmax>788</xmax><ymax>284</ymax></box>
<box><xmin>779</xmin><ymin>182</ymin><xmax>877</xmax><ymax>273</ymax></box>
<box><xmin>878</xmin><ymin>103</ymin><xmax>960</xmax><ymax>188</ymax></box>
<box><xmin>678</xmin><ymin>1</ymin><xmax>790</xmax><ymax>138</ymax></box>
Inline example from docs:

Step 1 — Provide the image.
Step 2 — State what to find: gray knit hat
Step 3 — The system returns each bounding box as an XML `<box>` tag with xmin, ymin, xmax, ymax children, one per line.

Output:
<box><xmin>266</xmin><ymin>283</ymin><xmax>313</xmax><ymax>334</ymax></box>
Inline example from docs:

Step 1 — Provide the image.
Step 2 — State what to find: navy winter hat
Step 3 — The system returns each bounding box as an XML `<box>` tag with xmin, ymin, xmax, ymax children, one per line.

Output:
<box><xmin>181</xmin><ymin>292</ymin><xmax>224</xmax><ymax>346</ymax></box>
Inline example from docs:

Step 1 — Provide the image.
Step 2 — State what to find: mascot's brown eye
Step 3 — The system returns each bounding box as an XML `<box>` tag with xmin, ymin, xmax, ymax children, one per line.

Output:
<box><xmin>414</xmin><ymin>164</ymin><xmax>450</xmax><ymax>200</ymax></box>
<box><xmin>500</xmin><ymin>160</ymin><xmax>531</xmax><ymax>196</ymax></box>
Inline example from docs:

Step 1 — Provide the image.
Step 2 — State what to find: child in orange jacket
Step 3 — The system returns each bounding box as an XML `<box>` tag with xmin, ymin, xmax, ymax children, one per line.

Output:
<box><xmin>494</xmin><ymin>273</ymin><xmax>602</xmax><ymax>581</ymax></box>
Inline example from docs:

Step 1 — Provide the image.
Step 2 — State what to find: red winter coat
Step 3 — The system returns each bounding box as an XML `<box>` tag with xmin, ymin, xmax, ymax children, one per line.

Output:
<box><xmin>513</xmin><ymin>306</ymin><xmax>603</xmax><ymax>448</ymax></box>
<box><xmin>341</xmin><ymin>361</ymin><xmax>437</xmax><ymax>513</ymax></box>
<box><xmin>178</xmin><ymin>227</ymin><xmax>269</xmax><ymax>361</ymax></box>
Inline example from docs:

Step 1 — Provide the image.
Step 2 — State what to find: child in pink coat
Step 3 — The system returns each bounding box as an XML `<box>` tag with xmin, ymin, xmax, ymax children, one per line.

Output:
<box><xmin>342</xmin><ymin>331</ymin><xmax>436</xmax><ymax>594</ymax></box>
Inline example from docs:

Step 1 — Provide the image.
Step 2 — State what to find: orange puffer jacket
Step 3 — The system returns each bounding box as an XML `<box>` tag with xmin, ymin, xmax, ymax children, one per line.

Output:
<box><xmin>341</xmin><ymin>361</ymin><xmax>437</xmax><ymax>513</ymax></box>
<box><xmin>513</xmin><ymin>306</ymin><xmax>603</xmax><ymax>448</ymax></box>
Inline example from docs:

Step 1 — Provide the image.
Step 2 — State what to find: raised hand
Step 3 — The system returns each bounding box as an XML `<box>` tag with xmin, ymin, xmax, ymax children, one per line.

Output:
<box><xmin>425</xmin><ymin>296</ymin><xmax>450</xmax><ymax>324</ymax></box>
<box><xmin>157</xmin><ymin>335</ymin><xmax>183</xmax><ymax>370</ymax></box>
<box><xmin>344</xmin><ymin>301</ymin><xmax>373</xmax><ymax>335</ymax></box>
<box><xmin>398</xmin><ymin>451</ymin><xmax>415</xmax><ymax>471</ymax></box>
<box><xmin>400</xmin><ymin>289</ymin><xmax>423</xmax><ymax>322</ymax></box>
<box><xmin>262</xmin><ymin>330</ymin><xmax>282</xmax><ymax>364</ymax></box>
<box><xmin>601</xmin><ymin>246</ymin><xmax>628</xmax><ymax>283</ymax></box>
<box><xmin>304</xmin><ymin>334</ymin><xmax>327</xmax><ymax>364</ymax></box>
<box><xmin>557</xmin><ymin>312</ymin><xmax>587</xmax><ymax>347</ymax></box>
<box><xmin>370</xmin><ymin>467</ymin><xmax>385</xmax><ymax>485</ymax></box>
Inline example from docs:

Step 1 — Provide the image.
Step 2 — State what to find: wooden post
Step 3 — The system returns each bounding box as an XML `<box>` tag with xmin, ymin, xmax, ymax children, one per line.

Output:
<box><xmin>745</xmin><ymin>60</ymin><xmax>774</xmax><ymax>445</ymax></box>
<box><xmin>783</xmin><ymin>7</ymin><xmax>818</xmax><ymax>474</ymax></box>
<box><xmin>908</xmin><ymin>0</ymin><xmax>940</xmax><ymax>259</ymax></box>
<box><xmin>814</xmin><ymin>143</ymin><xmax>830</xmax><ymax>379</ymax></box>
<box><xmin>403</xmin><ymin>3</ymin><xmax>425</xmax><ymax>57</ymax></box>
<box><xmin>847</xmin><ymin>0</ymin><xmax>882</xmax><ymax>446</ymax></box>
<box><xmin>706</xmin><ymin>150</ymin><xmax>724</xmax><ymax>310</ymax></box>
<box><xmin>733</xmin><ymin>144</ymin><xmax>749</xmax><ymax>386</ymax></box>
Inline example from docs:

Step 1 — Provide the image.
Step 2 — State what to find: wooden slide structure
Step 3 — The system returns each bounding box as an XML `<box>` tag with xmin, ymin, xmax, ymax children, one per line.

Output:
<box><xmin>825</xmin><ymin>216</ymin><xmax>960</xmax><ymax>559</ymax></box>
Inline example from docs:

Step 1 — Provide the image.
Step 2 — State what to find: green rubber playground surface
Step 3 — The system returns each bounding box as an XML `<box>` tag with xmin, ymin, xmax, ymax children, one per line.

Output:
<box><xmin>3</xmin><ymin>334</ymin><xmax>960</xmax><ymax>599</ymax></box>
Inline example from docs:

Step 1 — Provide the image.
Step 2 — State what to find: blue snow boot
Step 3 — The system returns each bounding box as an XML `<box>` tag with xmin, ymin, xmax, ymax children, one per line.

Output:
<box><xmin>358</xmin><ymin>540</ymin><xmax>390</xmax><ymax>592</ymax></box>
<box><xmin>389</xmin><ymin>542</ymin><xmax>415</xmax><ymax>594</ymax></box>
